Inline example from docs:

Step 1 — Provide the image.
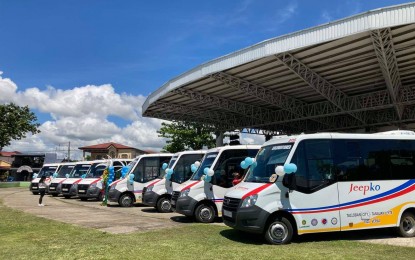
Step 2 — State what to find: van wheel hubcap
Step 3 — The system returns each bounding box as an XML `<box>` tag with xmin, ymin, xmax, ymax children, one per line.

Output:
<box><xmin>122</xmin><ymin>196</ymin><xmax>132</xmax><ymax>206</ymax></box>
<box><xmin>200</xmin><ymin>208</ymin><xmax>212</xmax><ymax>220</ymax></box>
<box><xmin>269</xmin><ymin>223</ymin><xmax>288</xmax><ymax>243</ymax></box>
<box><xmin>161</xmin><ymin>200</ymin><xmax>171</xmax><ymax>211</ymax></box>
<box><xmin>403</xmin><ymin>216</ymin><xmax>415</xmax><ymax>234</ymax></box>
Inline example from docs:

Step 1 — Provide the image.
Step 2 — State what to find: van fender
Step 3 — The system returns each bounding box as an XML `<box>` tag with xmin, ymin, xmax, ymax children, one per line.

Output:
<box><xmin>156</xmin><ymin>187</ymin><xmax>168</xmax><ymax>196</ymax></box>
<box><xmin>395</xmin><ymin>203</ymin><xmax>415</xmax><ymax>226</ymax></box>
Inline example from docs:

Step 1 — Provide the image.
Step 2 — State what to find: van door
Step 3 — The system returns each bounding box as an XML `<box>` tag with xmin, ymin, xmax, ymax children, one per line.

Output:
<box><xmin>287</xmin><ymin>140</ymin><xmax>341</xmax><ymax>234</ymax></box>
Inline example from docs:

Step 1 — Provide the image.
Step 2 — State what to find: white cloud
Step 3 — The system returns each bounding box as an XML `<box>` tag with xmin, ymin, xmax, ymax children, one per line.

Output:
<box><xmin>1</xmin><ymin>72</ymin><xmax>167</xmax><ymax>159</ymax></box>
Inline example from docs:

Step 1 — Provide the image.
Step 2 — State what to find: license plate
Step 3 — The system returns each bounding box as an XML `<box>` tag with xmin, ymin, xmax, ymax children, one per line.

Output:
<box><xmin>62</xmin><ymin>188</ymin><xmax>68</xmax><ymax>191</ymax></box>
<box><xmin>32</xmin><ymin>187</ymin><xmax>38</xmax><ymax>189</ymax></box>
<box><xmin>79</xmin><ymin>190</ymin><xmax>85</xmax><ymax>193</ymax></box>
<box><xmin>223</xmin><ymin>209</ymin><xmax>232</xmax><ymax>218</ymax></box>
<box><xmin>49</xmin><ymin>187</ymin><xmax>55</xmax><ymax>190</ymax></box>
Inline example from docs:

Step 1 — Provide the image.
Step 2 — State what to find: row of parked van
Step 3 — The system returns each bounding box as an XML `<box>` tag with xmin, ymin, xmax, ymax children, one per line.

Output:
<box><xmin>29</xmin><ymin>131</ymin><xmax>415</xmax><ymax>244</ymax></box>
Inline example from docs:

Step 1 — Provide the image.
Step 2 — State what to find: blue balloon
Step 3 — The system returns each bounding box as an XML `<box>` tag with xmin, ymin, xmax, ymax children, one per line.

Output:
<box><xmin>284</xmin><ymin>163</ymin><xmax>297</xmax><ymax>174</ymax></box>
<box><xmin>65</xmin><ymin>174</ymin><xmax>69</xmax><ymax>178</ymax></box>
<box><xmin>251</xmin><ymin>161</ymin><xmax>257</xmax><ymax>168</ymax></box>
<box><xmin>121</xmin><ymin>166</ymin><xmax>129</xmax><ymax>178</ymax></box>
<box><xmin>53</xmin><ymin>173</ymin><xmax>58</xmax><ymax>178</ymax></box>
<box><xmin>203</xmin><ymin>167</ymin><xmax>209</xmax><ymax>175</ymax></box>
<box><xmin>191</xmin><ymin>165</ymin><xmax>197</xmax><ymax>173</ymax></box>
<box><xmin>81</xmin><ymin>174</ymin><xmax>86</xmax><ymax>179</ymax></box>
<box><xmin>129</xmin><ymin>174</ymin><xmax>135</xmax><ymax>184</ymax></box>
<box><xmin>204</xmin><ymin>175</ymin><xmax>211</xmax><ymax>182</ymax></box>
<box><xmin>245</xmin><ymin>157</ymin><xmax>254</xmax><ymax>166</ymax></box>
<box><xmin>109</xmin><ymin>166</ymin><xmax>115</xmax><ymax>178</ymax></box>
<box><xmin>240</xmin><ymin>161</ymin><xmax>247</xmax><ymax>169</ymax></box>
<box><xmin>167</xmin><ymin>168</ymin><xmax>174</xmax><ymax>175</ymax></box>
<box><xmin>162</xmin><ymin>163</ymin><xmax>168</xmax><ymax>170</ymax></box>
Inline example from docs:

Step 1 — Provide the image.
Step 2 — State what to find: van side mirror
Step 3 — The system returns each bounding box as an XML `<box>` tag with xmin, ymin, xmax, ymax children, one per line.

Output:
<box><xmin>282</xmin><ymin>174</ymin><xmax>297</xmax><ymax>191</ymax></box>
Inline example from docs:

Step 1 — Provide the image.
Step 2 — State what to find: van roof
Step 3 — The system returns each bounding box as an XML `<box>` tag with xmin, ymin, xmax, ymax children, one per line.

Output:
<box><xmin>172</xmin><ymin>150</ymin><xmax>207</xmax><ymax>157</ymax></box>
<box><xmin>205</xmin><ymin>145</ymin><xmax>261</xmax><ymax>153</ymax></box>
<box><xmin>263</xmin><ymin>130</ymin><xmax>415</xmax><ymax>147</ymax></box>
<box><xmin>135</xmin><ymin>153</ymin><xmax>174</xmax><ymax>159</ymax></box>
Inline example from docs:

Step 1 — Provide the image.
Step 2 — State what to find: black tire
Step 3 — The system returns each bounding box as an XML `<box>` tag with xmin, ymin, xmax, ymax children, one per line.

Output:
<box><xmin>396</xmin><ymin>212</ymin><xmax>415</xmax><ymax>237</ymax></box>
<box><xmin>52</xmin><ymin>194</ymin><xmax>58</xmax><ymax>197</ymax></box>
<box><xmin>119</xmin><ymin>193</ymin><xmax>134</xmax><ymax>207</ymax></box>
<box><xmin>97</xmin><ymin>192</ymin><xmax>103</xmax><ymax>202</ymax></box>
<box><xmin>80</xmin><ymin>197</ymin><xmax>88</xmax><ymax>201</ymax></box>
<box><xmin>32</xmin><ymin>192</ymin><xmax>39</xmax><ymax>195</ymax></box>
<box><xmin>264</xmin><ymin>216</ymin><xmax>294</xmax><ymax>245</ymax></box>
<box><xmin>64</xmin><ymin>195</ymin><xmax>71</xmax><ymax>199</ymax></box>
<box><xmin>195</xmin><ymin>203</ymin><xmax>215</xmax><ymax>223</ymax></box>
<box><xmin>156</xmin><ymin>197</ymin><xmax>172</xmax><ymax>213</ymax></box>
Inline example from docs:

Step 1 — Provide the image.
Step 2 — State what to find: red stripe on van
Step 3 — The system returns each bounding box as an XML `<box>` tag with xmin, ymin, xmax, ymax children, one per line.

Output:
<box><xmin>148</xmin><ymin>179</ymin><xmax>162</xmax><ymax>187</ymax></box>
<box><xmin>90</xmin><ymin>178</ymin><xmax>102</xmax><ymax>185</ymax></box>
<box><xmin>181</xmin><ymin>181</ymin><xmax>200</xmax><ymax>192</ymax></box>
<box><xmin>242</xmin><ymin>183</ymin><xmax>273</xmax><ymax>200</ymax></box>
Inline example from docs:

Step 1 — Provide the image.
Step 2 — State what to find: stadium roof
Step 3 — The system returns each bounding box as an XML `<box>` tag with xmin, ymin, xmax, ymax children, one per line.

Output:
<box><xmin>143</xmin><ymin>3</ymin><xmax>415</xmax><ymax>135</ymax></box>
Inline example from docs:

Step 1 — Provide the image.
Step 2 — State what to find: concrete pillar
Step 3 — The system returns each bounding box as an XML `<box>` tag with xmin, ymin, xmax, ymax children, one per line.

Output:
<box><xmin>215</xmin><ymin>131</ymin><xmax>224</xmax><ymax>147</ymax></box>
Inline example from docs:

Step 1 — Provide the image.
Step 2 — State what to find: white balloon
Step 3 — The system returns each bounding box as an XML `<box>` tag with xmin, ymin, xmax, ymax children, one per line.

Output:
<box><xmin>194</xmin><ymin>161</ymin><xmax>201</xmax><ymax>167</ymax></box>
<box><xmin>207</xmin><ymin>169</ymin><xmax>214</xmax><ymax>176</ymax></box>
<box><xmin>275</xmin><ymin>166</ymin><xmax>285</xmax><ymax>176</ymax></box>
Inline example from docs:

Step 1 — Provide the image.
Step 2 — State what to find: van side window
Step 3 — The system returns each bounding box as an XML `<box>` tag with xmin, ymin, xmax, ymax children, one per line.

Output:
<box><xmin>290</xmin><ymin>140</ymin><xmax>334</xmax><ymax>193</ymax></box>
<box><xmin>213</xmin><ymin>150</ymin><xmax>249</xmax><ymax>188</ymax></box>
<box><xmin>159</xmin><ymin>157</ymin><xmax>172</xmax><ymax>176</ymax></box>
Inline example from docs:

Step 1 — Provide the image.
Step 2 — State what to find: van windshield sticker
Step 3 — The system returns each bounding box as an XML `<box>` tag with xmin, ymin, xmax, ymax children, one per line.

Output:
<box><xmin>272</xmin><ymin>145</ymin><xmax>292</xmax><ymax>150</ymax></box>
<box><xmin>207</xmin><ymin>154</ymin><xmax>217</xmax><ymax>158</ymax></box>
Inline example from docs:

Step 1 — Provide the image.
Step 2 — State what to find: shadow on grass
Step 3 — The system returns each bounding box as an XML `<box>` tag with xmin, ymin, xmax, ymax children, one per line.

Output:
<box><xmin>170</xmin><ymin>216</ymin><xmax>195</xmax><ymax>223</ymax></box>
<box><xmin>220</xmin><ymin>227</ymin><xmax>398</xmax><ymax>245</ymax></box>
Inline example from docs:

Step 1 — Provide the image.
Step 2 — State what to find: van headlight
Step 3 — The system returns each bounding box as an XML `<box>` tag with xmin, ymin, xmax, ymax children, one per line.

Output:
<box><xmin>180</xmin><ymin>189</ymin><xmax>190</xmax><ymax>197</ymax></box>
<box><xmin>241</xmin><ymin>194</ymin><xmax>258</xmax><ymax>208</ymax></box>
<box><xmin>90</xmin><ymin>183</ymin><xmax>97</xmax><ymax>188</ymax></box>
<box><xmin>110</xmin><ymin>184</ymin><xmax>116</xmax><ymax>190</ymax></box>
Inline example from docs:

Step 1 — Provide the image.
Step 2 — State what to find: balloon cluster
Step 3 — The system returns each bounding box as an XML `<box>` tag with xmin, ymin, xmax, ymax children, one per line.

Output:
<box><xmin>81</xmin><ymin>174</ymin><xmax>86</xmax><ymax>179</ymax></box>
<box><xmin>274</xmin><ymin>163</ymin><xmax>297</xmax><ymax>176</ymax></box>
<box><xmin>107</xmin><ymin>166</ymin><xmax>115</xmax><ymax>185</ymax></box>
<box><xmin>121</xmin><ymin>166</ymin><xmax>130</xmax><ymax>179</ymax></box>
<box><xmin>190</xmin><ymin>161</ymin><xmax>201</xmax><ymax>173</ymax></box>
<box><xmin>65</xmin><ymin>174</ymin><xmax>69</xmax><ymax>178</ymax></box>
<box><xmin>202</xmin><ymin>167</ymin><xmax>215</xmax><ymax>182</ymax></box>
<box><xmin>165</xmin><ymin>168</ymin><xmax>174</xmax><ymax>180</ymax></box>
<box><xmin>52</xmin><ymin>172</ymin><xmax>58</xmax><ymax>179</ymax></box>
<box><xmin>240</xmin><ymin>157</ymin><xmax>255</xmax><ymax>169</ymax></box>
<box><xmin>162</xmin><ymin>163</ymin><xmax>168</xmax><ymax>170</ymax></box>
<box><xmin>129</xmin><ymin>173</ymin><xmax>135</xmax><ymax>184</ymax></box>
<box><xmin>32</xmin><ymin>173</ymin><xmax>38</xmax><ymax>179</ymax></box>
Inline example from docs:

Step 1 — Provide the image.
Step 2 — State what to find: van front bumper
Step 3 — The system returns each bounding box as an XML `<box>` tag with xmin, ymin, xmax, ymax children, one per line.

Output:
<box><xmin>78</xmin><ymin>186</ymin><xmax>101</xmax><ymax>198</ymax></box>
<box><xmin>108</xmin><ymin>189</ymin><xmax>121</xmax><ymax>202</ymax></box>
<box><xmin>223</xmin><ymin>205</ymin><xmax>270</xmax><ymax>234</ymax></box>
<box><xmin>174</xmin><ymin>196</ymin><xmax>198</xmax><ymax>217</ymax></box>
<box><xmin>142</xmin><ymin>191</ymin><xmax>159</xmax><ymax>207</ymax></box>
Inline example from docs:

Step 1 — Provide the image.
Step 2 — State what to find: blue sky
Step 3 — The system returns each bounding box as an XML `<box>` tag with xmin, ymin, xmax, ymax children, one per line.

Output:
<box><xmin>0</xmin><ymin>0</ymin><xmax>412</xmax><ymax>155</ymax></box>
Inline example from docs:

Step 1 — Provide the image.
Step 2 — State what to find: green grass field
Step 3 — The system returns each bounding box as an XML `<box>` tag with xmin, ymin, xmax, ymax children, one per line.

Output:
<box><xmin>0</xmin><ymin>202</ymin><xmax>414</xmax><ymax>260</ymax></box>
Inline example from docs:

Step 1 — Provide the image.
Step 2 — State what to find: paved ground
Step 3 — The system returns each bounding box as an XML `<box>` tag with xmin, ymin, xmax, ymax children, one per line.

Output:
<box><xmin>0</xmin><ymin>187</ymin><xmax>414</xmax><ymax>247</ymax></box>
<box><xmin>0</xmin><ymin>187</ymin><xmax>194</xmax><ymax>234</ymax></box>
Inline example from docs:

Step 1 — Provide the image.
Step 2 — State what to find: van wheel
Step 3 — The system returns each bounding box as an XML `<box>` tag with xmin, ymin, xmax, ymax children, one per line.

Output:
<box><xmin>97</xmin><ymin>192</ymin><xmax>103</xmax><ymax>202</ymax></box>
<box><xmin>119</xmin><ymin>193</ymin><xmax>134</xmax><ymax>207</ymax></box>
<box><xmin>195</xmin><ymin>204</ymin><xmax>215</xmax><ymax>223</ymax></box>
<box><xmin>265</xmin><ymin>216</ymin><xmax>293</xmax><ymax>245</ymax></box>
<box><xmin>157</xmin><ymin>197</ymin><xmax>172</xmax><ymax>213</ymax></box>
<box><xmin>396</xmin><ymin>212</ymin><xmax>415</xmax><ymax>237</ymax></box>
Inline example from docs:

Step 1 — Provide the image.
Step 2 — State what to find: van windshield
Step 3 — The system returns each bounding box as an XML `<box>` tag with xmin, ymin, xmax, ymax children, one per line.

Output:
<box><xmin>160</xmin><ymin>157</ymin><xmax>178</xmax><ymax>178</ymax></box>
<box><xmin>190</xmin><ymin>152</ymin><xmax>218</xmax><ymax>180</ymax></box>
<box><xmin>56</xmin><ymin>165</ymin><xmax>74</xmax><ymax>178</ymax></box>
<box><xmin>69</xmin><ymin>164</ymin><xmax>91</xmax><ymax>178</ymax></box>
<box><xmin>37</xmin><ymin>166</ymin><xmax>58</xmax><ymax>178</ymax></box>
<box><xmin>245</xmin><ymin>144</ymin><xmax>293</xmax><ymax>183</ymax></box>
<box><xmin>86</xmin><ymin>163</ymin><xmax>107</xmax><ymax>178</ymax></box>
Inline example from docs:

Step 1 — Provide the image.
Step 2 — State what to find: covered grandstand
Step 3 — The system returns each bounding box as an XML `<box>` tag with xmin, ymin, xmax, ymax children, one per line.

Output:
<box><xmin>143</xmin><ymin>3</ymin><xmax>415</xmax><ymax>139</ymax></box>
